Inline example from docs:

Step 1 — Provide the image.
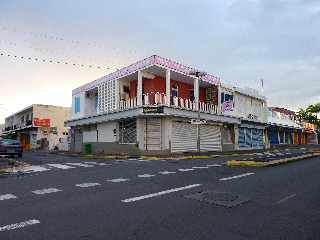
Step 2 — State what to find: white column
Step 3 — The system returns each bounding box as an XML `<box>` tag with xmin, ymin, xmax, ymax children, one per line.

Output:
<box><xmin>194</xmin><ymin>77</ymin><xmax>199</xmax><ymax>110</ymax></box>
<box><xmin>166</xmin><ymin>69</ymin><xmax>171</xmax><ymax>106</ymax></box>
<box><xmin>137</xmin><ymin>70</ymin><xmax>143</xmax><ymax>106</ymax></box>
<box><xmin>114</xmin><ymin>80</ymin><xmax>119</xmax><ymax>110</ymax></box>
<box><xmin>217</xmin><ymin>84</ymin><xmax>222</xmax><ymax>114</ymax></box>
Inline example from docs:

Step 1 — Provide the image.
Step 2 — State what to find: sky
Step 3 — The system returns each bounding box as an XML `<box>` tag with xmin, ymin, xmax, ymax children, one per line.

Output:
<box><xmin>0</xmin><ymin>0</ymin><xmax>319</xmax><ymax>123</ymax></box>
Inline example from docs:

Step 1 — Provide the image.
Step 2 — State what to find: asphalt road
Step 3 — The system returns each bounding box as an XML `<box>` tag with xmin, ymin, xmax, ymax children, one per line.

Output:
<box><xmin>0</xmin><ymin>152</ymin><xmax>320</xmax><ymax>240</ymax></box>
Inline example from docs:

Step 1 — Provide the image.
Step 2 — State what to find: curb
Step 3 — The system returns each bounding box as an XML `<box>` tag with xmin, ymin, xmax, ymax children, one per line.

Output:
<box><xmin>226</xmin><ymin>153</ymin><xmax>320</xmax><ymax>167</ymax></box>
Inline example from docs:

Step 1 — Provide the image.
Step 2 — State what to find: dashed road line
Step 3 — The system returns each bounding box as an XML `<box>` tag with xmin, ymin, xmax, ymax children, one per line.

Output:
<box><xmin>276</xmin><ymin>194</ymin><xmax>297</xmax><ymax>204</ymax></box>
<box><xmin>192</xmin><ymin>166</ymin><xmax>209</xmax><ymax>169</ymax></box>
<box><xmin>207</xmin><ymin>164</ymin><xmax>221</xmax><ymax>167</ymax></box>
<box><xmin>121</xmin><ymin>184</ymin><xmax>202</xmax><ymax>203</ymax></box>
<box><xmin>75</xmin><ymin>183</ymin><xmax>101</xmax><ymax>188</ymax></box>
<box><xmin>158</xmin><ymin>171</ymin><xmax>176</xmax><ymax>175</ymax></box>
<box><xmin>138</xmin><ymin>174</ymin><xmax>156</xmax><ymax>178</ymax></box>
<box><xmin>178</xmin><ymin>169</ymin><xmax>194</xmax><ymax>172</ymax></box>
<box><xmin>32</xmin><ymin>188</ymin><xmax>62</xmax><ymax>195</ymax></box>
<box><xmin>0</xmin><ymin>219</ymin><xmax>40</xmax><ymax>232</ymax></box>
<box><xmin>47</xmin><ymin>164</ymin><xmax>75</xmax><ymax>170</ymax></box>
<box><xmin>0</xmin><ymin>194</ymin><xmax>17</xmax><ymax>201</ymax></box>
<box><xmin>22</xmin><ymin>166</ymin><xmax>50</xmax><ymax>173</ymax></box>
<box><xmin>220</xmin><ymin>172</ymin><xmax>255</xmax><ymax>181</ymax></box>
<box><xmin>83</xmin><ymin>162</ymin><xmax>110</xmax><ymax>166</ymax></box>
<box><xmin>107</xmin><ymin>178</ymin><xmax>130</xmax><ymax>183</ymax></box>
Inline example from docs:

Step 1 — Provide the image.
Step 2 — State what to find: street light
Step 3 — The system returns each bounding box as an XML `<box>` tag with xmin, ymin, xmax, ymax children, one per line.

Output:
<box><xmin>189</xmin><ymin>71</ymin><xmax>207</xmax><ymax>152</ymax></box>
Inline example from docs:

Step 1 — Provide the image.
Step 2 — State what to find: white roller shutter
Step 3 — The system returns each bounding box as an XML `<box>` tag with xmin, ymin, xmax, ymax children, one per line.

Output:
<box><xmin>200</xmin><ymin>125</ymin><xmax>222</xmax><ymax>151</ymax></box>
<box><xmin>171</xmin><ymin>121</ymin><xmax>197</xmax><ymax>152</ymax></box>
<box><xmin>146</xmin><ymin>118</ymin><xmax>161</xmax><ymax>151</ymax></box>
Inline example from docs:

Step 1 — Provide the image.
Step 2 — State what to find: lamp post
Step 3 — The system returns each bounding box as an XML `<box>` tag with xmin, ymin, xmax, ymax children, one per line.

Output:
<box><xmin>189</xmin><ymin>71</ymin><xmax>207</xmax><ymax>152</ymax></box>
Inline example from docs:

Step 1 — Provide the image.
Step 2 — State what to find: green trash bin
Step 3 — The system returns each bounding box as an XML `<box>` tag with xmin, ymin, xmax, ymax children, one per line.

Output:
<box><xmin>84</xmin><ymin>143</ymin><xmax>92</xmax><ymax>154</ymax></box>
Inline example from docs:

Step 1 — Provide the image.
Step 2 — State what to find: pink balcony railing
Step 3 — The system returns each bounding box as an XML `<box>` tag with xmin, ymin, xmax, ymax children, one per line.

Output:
<box><xmin>118</xmin><ymin>92</ymin><xmax>219</xmax><ymax>114</ymax></box>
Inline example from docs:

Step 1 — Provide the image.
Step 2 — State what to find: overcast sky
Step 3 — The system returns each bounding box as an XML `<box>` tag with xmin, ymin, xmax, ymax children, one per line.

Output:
<box><xmin>0</xmin><ymin>0</ymin><xmax>319</xmax><ymax>123</ymax></box>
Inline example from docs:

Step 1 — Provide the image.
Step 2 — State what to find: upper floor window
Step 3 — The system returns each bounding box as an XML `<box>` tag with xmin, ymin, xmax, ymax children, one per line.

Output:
<box><xmin>74</xmin><ymin>97</ymin><xmax>81</xmax><ymax>114</ymax></box>
<box><xmin>221</xmin><ymin>92</ymin><xmax>234</xmax><ymax>103</ymax></box>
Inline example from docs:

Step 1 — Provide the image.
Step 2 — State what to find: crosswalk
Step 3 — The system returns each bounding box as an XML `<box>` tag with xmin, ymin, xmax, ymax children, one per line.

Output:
<box><xmin>0</xmin><ymin>163</ymin><xmax>223</xmax><ymax>203</ymax></box>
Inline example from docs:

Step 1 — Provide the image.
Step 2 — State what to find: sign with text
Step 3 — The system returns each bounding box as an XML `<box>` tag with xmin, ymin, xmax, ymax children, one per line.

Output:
<box><xmin>33</xmin><ymin>118</ymin><xmax>51</xmax><ymax>128</ymax></box>
<box><xmin>222</xmin><ymin>100</ymin><xmax>234</xmax><ymax>112</ymax></box>
<box><xmin>143</xmin><ymin>106</ymin><xmax>164</xmax><ymax>114</ymax></box>
<box><xmin>191</xmin><ymin>119</ymin><xmax>207</xmax><ymax>125</ymax></box>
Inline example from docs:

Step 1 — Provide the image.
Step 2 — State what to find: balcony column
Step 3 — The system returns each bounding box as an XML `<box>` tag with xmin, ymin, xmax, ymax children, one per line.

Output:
<box><xmin>166</xmin><ymin>69</ymin><xmax>171</xmax><ymax>106</ymax></box>
<box><xmin>217</xmin><ymin>83</ymin><xmax>222</xmax><ymax>114</ymax></box>
<box><xmin>194</xmin><ymin>77</ymin><xmax>199</xmax><ymax>111</ymax></box>
<box><xmin>137</xmin><ymin>70</ymin><xmax>143</xmax><ymax>106</ymax></box>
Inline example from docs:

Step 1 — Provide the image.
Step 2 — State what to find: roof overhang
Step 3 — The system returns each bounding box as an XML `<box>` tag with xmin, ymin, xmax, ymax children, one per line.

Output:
<box><xmin>72</xmin><ymin>55</ymin><xmax>220</xmax><ymax>95</ymax></box>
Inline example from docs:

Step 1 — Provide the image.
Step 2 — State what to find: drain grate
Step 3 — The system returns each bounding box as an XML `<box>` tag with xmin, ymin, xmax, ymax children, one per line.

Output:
<box><xmin>185</xmin><ymin>191</ymin><xmax>249</xmax><ymax>208</ymax></box>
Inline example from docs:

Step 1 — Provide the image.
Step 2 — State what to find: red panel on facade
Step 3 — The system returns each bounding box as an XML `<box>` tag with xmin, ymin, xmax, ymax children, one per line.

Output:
<box><xmin>33</xmin><ymin>118</ymin><xmax>51</xmax><ymax>127</ymax></box>
<box><xmin>130</xmin><ymin>75</ymin><xmax>208</xmax><ymax>101</ymax></box>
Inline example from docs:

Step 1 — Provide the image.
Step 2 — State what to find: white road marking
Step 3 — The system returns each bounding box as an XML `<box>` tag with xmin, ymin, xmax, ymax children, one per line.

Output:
<box><xmin>138</xmin><ymin>174</ymin><xmax>156</xmax><ymax>178</ymax></box>
<box><xmin>75</xmin><ymin>182</ymin><xmax>101</xmax><ymax>188</ymax></box>
<box><xmin>0</xmin><ymin>194</ymin><xmax>17</xmax><ymax>201</ymax></box>
<box><xmin>47</xmin><ymin>164</ymin><xmax>75</xmax><ymax>170</ymax></box>
<box><xmin>122</xmin><ymin>184</ymin><xmax>202</xmax><ymax>203</ymax></box>
<box><xmin>138</xmin><ymin>160</ymin><xmax>151</xmax><ymax>162</ymax></box>
<box><xmin>107</xmin><ymin>178</ymin><xmax>130</xmax><ymax>183</ymax></box>
<box><xmin>276</xmin><ymin>194</ymin><xmax>297</xmax><ymax>204</ymax></box>
<box><xmin>220</xmin><ymin>172</ymin><xmax>255</xmax><ymax>181</ymax></box>
<box><xmin>207</xmin><ymin>164</ymin><xmax>221</xmax><ymax>167</ymax></box>
<box><xmin>178</xmin><ymin>168</ymin><xmax>194</xmax><ymax>172</ymax></box>
<box><xmin>158</xmin><ymin>171</ymin><xmax>176</xmax><ymax>175</ymax></box>
<box><xmin>22</xmin><ymin>166</ymin><xmax>50</xmax><ymax>173</ymax></box>
<box><xmin>66</xmin><ymin>163</ymin><xmax>94</xmax><ymax>168</ymax></box>
<box><xmin>84</xmin><ymin>162</ymin><xmax>109</xmax><ymax>166</ymax></box>
<box><xmin>32</xmin><ymin>188</ymin><xmax>61</xmax><ymax>195</ymax></box>
<box><xmin>192</xmin><ymin>166</ymin><xmax>209</xmax><ymax>169</ymax></box>
<box><xmin>0</xmin><ymin>219</ymin><xmax>40</xmax><ymax>232</ymax></box>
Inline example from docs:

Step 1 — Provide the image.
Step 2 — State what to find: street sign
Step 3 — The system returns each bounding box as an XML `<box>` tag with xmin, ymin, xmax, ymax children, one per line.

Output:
<box><xmin>191</xmin><ymin>119</ymin><xmax>207</xmax><ymax>125</ymax></box>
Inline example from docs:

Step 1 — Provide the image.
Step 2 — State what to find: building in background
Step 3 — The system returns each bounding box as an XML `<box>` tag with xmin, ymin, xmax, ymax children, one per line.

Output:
<box><xmin>0</xmin><ymin>124</ymin><xmax>4</xmax><ymax>136</ymax></box>
<box><xmin>66</xmin><ymin>55</ymin><xmax>268</xmax><ymax>154</ymax></box>
<box><xmin>220</xmin><ymin>85</ymin><xmax>267</xmax><ymax>150</ymax></box>
<box><xmin>3</xmin><ymin>105</ymin><xmax>71</xmax><ymax>151</ymax></box>
<box><xmin>267</xmin><ymin>107</ymin><xmax>318</xmax><ymax>146</ymax></box>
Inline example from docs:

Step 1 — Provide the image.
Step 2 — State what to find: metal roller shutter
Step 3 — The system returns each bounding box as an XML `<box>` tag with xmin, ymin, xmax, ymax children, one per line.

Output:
<box><xmin>146</xmin><ymin>118</ymin><xmax>161</xmax><ymax>151</ymax></box>
<box><xmin>238</xmin><ymin>127</ymin><xmax>246</xmax><ymax>149</ymax></box>
<box><xmin>171</xmin><ymin>121</ymin><xmax>197</xmax><ymax>152</ymax></box>
<box><xmin>200</xmin><ymin>125</ymin><xmax>222</xmax><ymax>151</ymax></box>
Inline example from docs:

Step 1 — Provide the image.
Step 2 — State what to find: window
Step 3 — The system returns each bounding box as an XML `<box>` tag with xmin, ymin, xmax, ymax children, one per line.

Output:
<box><xmin>221</xmin><ymin>92</ymin><xmax>233</xmax><ymax>103</ymax></box>
<box><xmin>74</xmin><ymin>97</ymin><xmax>80</xmax><ymax>113</ymax></box>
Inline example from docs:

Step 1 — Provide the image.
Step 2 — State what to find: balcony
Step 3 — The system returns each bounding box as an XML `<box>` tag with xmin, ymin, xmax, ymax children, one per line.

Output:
<box><xmin>119</xmin><ymin>92</ymin><xmax>220</xmax><ymax>115</ymax></box>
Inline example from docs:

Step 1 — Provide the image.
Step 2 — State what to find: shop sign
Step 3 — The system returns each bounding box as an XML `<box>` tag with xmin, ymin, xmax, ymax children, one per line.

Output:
<box><xmin>143</xmin><ymin>106</ymin><xmax>164</xmax><ymax>114</ymax></box>
<box><xmin>222</xmin><ymin>100</ymin><xmax>234</xmax><ymax>112</ymax></box>
<box><xmin>33</xmin><ymin>118</ymin><xmax>51</xmax><ymax>127</ymax></box>
<box><xmin>191</xmin><ymin>119</ymin><xmax>207</xmax><ymax>125</ymax></box>
<box><xmin>247</xmin><ymin>114</ymin><xmax>258</xmax><ymax>120</ymax></box>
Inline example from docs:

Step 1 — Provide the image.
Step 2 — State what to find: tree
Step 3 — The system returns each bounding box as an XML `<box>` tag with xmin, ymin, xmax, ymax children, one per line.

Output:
<box><xmin>297</xmin><ymin>103</ymin><xmax>320</xmax><ymax>128</ymax></box>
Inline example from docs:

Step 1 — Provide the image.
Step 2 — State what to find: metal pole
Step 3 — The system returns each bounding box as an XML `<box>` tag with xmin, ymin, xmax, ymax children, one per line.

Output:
<box><xmin>197</xmin><ymin>74</ymin><xmax>200</xmax><ymax>152</ymax></box>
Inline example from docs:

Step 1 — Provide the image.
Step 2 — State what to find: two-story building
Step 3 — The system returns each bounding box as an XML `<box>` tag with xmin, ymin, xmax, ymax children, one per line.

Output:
<box><xmin>66</xmin><ymin>55</ymin><xmax>268</xmax><ymax>154</ymax></box>
<box><xmin>3</xmin><ymin>105</ymin><xmax>71</xmax><ymax>151</ymax></box>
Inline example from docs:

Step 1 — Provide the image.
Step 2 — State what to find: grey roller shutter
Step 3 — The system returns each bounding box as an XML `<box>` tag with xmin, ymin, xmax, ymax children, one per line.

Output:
<box><xmin>146</xmin><ymin>118</ymin><xmax>161</xmax><ymax>151</ymax></box>
<box><xmin>200</xmin><ymin>125</ymin><xmax>222</xmax><ymax>151</ymax></box>
<box><xmin>171</xmin><ymin>121</ymin><xmax>197</xmax><ymax>152</ymax></box>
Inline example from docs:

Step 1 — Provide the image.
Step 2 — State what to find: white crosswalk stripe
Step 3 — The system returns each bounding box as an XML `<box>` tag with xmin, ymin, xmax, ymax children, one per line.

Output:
<box><xmin>138</xmin><ymin>174</ymin><xmax>155</xmax><ymax>178</ymax></box>
<box><xmin>158</xmin><ymin>171</ymin><xmax>176</xmax><ymax>175</ymax></box>
<box><xmin>32</xmin><ymin>188</ymin><xmax>61</xmax><ymax>195</ymax></box>
<box><xmin>83</xmin><ymin>162</ymin><xmax>110</xmax><ymax>166</ymax></box>
<box><xmin>107</xmin><ymin>178</ymin><xmax>130</xmax><ymax>183</ymax></box>
<box><xmin>47</xmin><ymin>164</ymin><xmax>75</xmax><ymax>170</ymax></box>
<box><xmin>0</xmin><ymin>194</ymin><xmax>17</xmax><ymax>201</ymax></box>
<box><xmin>0</xmin><ymin>219</ymin><xmax>40</xmax><ymax>232</ymax></box>
<box><xmin>75</xmin><ymin>183</ymin><xmax>101</xmax><ymax>188</ymax></box>
<box><xmin>66</xmin><ymin>163</ymin><xmax>94</xmax><ymax>168</ymax></box>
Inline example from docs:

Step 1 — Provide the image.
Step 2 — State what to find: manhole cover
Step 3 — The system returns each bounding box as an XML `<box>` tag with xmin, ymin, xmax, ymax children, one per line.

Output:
<box><xmin>185</xmin><ymin>191</ymin><xmax>249</xmax><ymax>208</ymax></box>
